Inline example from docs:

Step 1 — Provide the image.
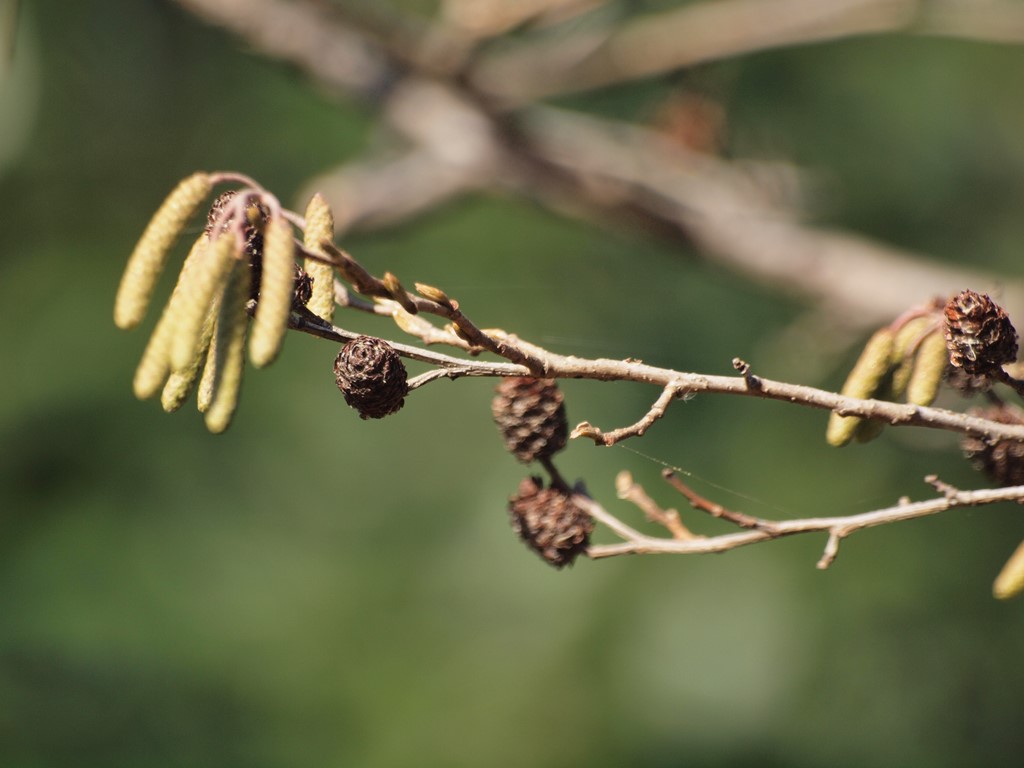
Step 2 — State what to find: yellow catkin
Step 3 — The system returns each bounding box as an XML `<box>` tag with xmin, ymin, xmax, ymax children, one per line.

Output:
<box><xmin>993</xmin><ymin>538</ymin><xmax>1024</xmax><ymax>600</ymax></box>
<box><xmin>204</xmin><ymin>262</ymin><xmax>251</xmax><ymax>433</ymax></box>
<box><xmin>132</xmin><ymin>317</ymin><xmax>175</xmax><ymax>400</ymax></box>
<box><xmin>905</xmin><ymin>331</ymin><xmax>949</xmax><ymax>407</ymax></box>
<box><xmin>196</xmin><ymin>326</ymin><xmax>219</xmax><ymax>414</ymax></box>
<box><xmin>114</xmin><ymin>172</ymin><xmax>212</xmax><ymax>330</ymax></box>
<box><xmin>131</xmin><ymin>234</ymin><xmax>210</xmax><ymax>400</ymax></box>
<box><xmin>890</xmin><ymin>316</ymin><xmax>934</xmax><ymax>399</ymax></box>
<box><xmin>303</xmin><ymin>193</ymin><xmax>336</xmax><ymax>322</ymax></box>
<box><xmin>160</xmin><ymin>296</ymin><xmax>219</xmax><ymax>412</ymax></box>
<box><xmin>249</xmin><ymin>216</ymin><xmax>295</xmax><ymax>368</ymax></box>
<box><xmin>826</xmin><ymin>328</ymin><xmax>896</xmax><ymax>447</ymax></box>
<box><xmin>168</xmin><ymin>232</ymin><xmax>240</xmax><ymax>372</ymax></box>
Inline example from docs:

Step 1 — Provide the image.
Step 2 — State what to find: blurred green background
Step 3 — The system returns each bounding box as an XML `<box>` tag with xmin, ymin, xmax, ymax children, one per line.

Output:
<box><xmin>2</xmin><ymin>1</ymin><xmax>1023</xmax><ymax>765</ymax></box>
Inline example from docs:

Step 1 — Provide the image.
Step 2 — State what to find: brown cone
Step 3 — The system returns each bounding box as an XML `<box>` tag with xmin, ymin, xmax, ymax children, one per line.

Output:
<box><xmin>334</xmin><ymin>336</ymin><xmax>408</xmax><ymax>419</ymax></box>
<box><xmin>492</xmin><ymin>377</ymin><xmax>568</xmax><ymax>463</ymax></box>
<box><xmin>943</xmin><ymin>290</ymin><xmax>1018</xmax><ymax>375</ymax></box>
<box><xmin>291</xmin><ymin>267</ymin><xmax>313</xmax><ymax>310</ymax></box>
<box><xmin>508</xmin><ymin>476</ymin><xmax>592</xmax><ymax>568</ymax></box>
<box><xmin>205</xmin><ymin>190</ymin><xmax>307</xmax><ymax>307</ymax></box>
<box><xmin>206</xmin><ymin>191</ymin><xmax>268</xmax><ymax>265</ymax></box>
<box><xmin>944</xmin><ymin>365</ymin><xmax>992</xmax><ymax>398</ymax></box>
<box><xmin>961</xmin><ymin>405</ymin><xmax>1024</xmax><ymax>486</ymax></box>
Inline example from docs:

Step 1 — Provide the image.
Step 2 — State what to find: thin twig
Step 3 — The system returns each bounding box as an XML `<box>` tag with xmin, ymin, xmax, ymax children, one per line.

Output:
<box><xmin>287</xmin><ymin>307</ymin><xmax>524</xmax><ymax>374</ymax></box>
<box><xmin>575</xmin><ymin>494</ymin><xmax>650</xmax><ymax>544</ymax></box>
<box><xmin>991</xmin><ymin>367</ymin><xmax>1024</xmax><ymax>400</ymax></box>
<box><xmin>572</xmin><ymin>383</ymin><xmax>683</xmax><ymax>445</ymax></box>
<box><xmin>732</xmin><ymin>357</ymin><xmax>762</xmax><ymax>390</ymax></box>
<box><xmin>318</xmin><ymin>241</ymin><xmax>547</xmax><ymax>373</ymax></box>
<box><xmin>615</xmin><ymin>471</ymin><xmax>696</xmax><ymax>540</ymax></box>
<box><xmin>583</xmin><ymin>478</ymin><xmax>1024</xmax><ymax>566</ymax></box>
<box><xmin>661</xmin><ymin>470</ymin><xmax>770</xmax><ymax>531</ymax></box>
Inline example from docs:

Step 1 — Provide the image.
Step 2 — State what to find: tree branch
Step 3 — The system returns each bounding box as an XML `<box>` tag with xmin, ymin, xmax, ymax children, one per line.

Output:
<box><xmin>581</xmin><ymin>477</ymin><xmax>1024</xmax><ymax>566</ymax></box>
<box><xmin>471</xmin><ymin>0</ymin><xmax>916</xmax><ymax>105</ymax></box>
<box><xmin>287</xmin><ymin>294</ymin><xmax>1024</xmax><ymax>445</ymax></box>
<box><xmin>615</xmin><ymin>470</ymin><xmax>696</xmax><ymax>540</ymax></box>
<box><xmin>471</xmin><ymin>0</ymin><xmax>1024</xmax><ymax>105</ymax></box>
<box><xmin>518</xmin><ymin>107</ymin><xmax>1024</xmax><ymax>325</ymax></box>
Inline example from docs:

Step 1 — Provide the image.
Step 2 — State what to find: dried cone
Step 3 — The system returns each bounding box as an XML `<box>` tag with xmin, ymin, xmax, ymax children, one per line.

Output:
<box><xmin>508</xmin><ymin>476</ymin><xmax>593</xmax><ymax>569</ymax></box>
<box><xmin>943</xmin><ymin>290</ymin><xmax>1018</xmax><ymax>375</ymax></box>
<box><xmin>334</xmin><ymin>336</ymin><xmax>408</xmax><ymax>419</ymax></box>
<box><xmin>205</xmin><ymin>190</ymin><xmax>268</xmax><ymax>269</ymax></box>
<box><xmin>492</xmin><ymin>377</ymin><xmax>568</xmax><ymax>463</ymax></box>
<box><xmin>945</xmin><ymin>365</ymin><xmax>992</xmax><ymax>398</ymax></box>
<box><xmin>961</xmin><ymin>405</ymin><xmax>1024</xmax><ymax>486</ymax></box>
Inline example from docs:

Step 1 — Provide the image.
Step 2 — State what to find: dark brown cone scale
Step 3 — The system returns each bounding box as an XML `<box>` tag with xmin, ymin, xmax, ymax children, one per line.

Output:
<box><xmin>205</xmin><ymin>190</ymin><xmax>312</xmax><ymax>308</ymax></box>
<box><xmin>508</xmin><ymin>476</ymin><xmax>593</xmax><ymax>569</ymax></box>
<box><xmin>943</xmin><ymin>290</ymin><xmax>1018</xmax><ymax>375</ymax></box>
<box><xmin>334</xmin><ymin>336</ymin><xmax>408</xmax><ymax>419</ymax></box>
<box><xmin>944</xmin><ymin>365</ymin><xmax>992</xmax><ymax>398</ymax></box>
<box><xmin>491</xmin><ymin>377</ymin><xmax>568</xmax><ymax>463</ymax></box>
<box><xmin>961</xmin><ymin>405</ymin><xmax>1024</xmax><ymax>486</ymax></box>
<box><xmin>291</xmin><ymin>268</ymin><xmax>313</xmax><ymax>309</ymax></box>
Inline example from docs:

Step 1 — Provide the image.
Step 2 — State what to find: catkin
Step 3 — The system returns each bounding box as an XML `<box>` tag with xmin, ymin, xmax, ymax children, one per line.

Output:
<box><xmin>826</xmin><ymin>328</ymin><xmax>895</xmax><ymax>447</ymax></box>
<box><xmin>204</xmin><ymin>262</ymin><xmax>251</xmax><ymax>433</ymax></box>
<box><xmin>303</xmin><ymin>193</ymin><xmax>336</xmax><ymax>322</ymax></box>
<box><xmin>905</xmin><ymin>331</ymin><xmax>949</xmax><ymax>406</ymax></box>
<box><xmin>115</xmin><ymin>172</ymin><xmax>212</xmax><ymax>329</ymax></box>
<box><xmin>160</xmin><ymin>296</ymin><xmax>219</xmax><ymax>412</ymax></box>
<box><xmin>132</xmin><ymin>319</ymin><xmax>175</xmax><ymax>400</ymax></box>
<box><xmin>196</xmin><ymin>328</ymin><xmax>218</xmax><ymax>414</ymax></box>
<box><xmin>132</xmin><ymin>234</ymin><xmax>209</xmax><ymax>400</ymax></box>
<box><xmin>993</xmin><ymin>538</ymin><xmax>1024</xmax><ymax>600</ymax></box>
<box><xmin>890</xmin><ymin>317</ymin><xmax>934</xmax><ymax>399</ymax></box>
<box><xmin>249</xmin><ymin>216</ymin><xmax>295</xmax><ymax>368</ymax></box>
<box><xmin>168</xmin><ymin>232</ymin><xmax>239</xmax><ymax>372</ymax></box>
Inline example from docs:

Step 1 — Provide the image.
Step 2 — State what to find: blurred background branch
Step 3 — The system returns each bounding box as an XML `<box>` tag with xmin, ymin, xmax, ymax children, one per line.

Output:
<box><xmin>471</xmin><ymin>0</ymin><xmax>1024</xmax><ymax>103</ymax></box>
<box><xmin>173</xmin><ymin>0</ymin><xmax>1024</xmax><ymax>334</ymax></box>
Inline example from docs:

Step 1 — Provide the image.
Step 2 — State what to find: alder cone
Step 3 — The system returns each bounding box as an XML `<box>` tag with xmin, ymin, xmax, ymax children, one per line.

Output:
<box><xmin>508</xmin><ymin>476</ymin><xmax>592</xmax><ymax>569</ymax></box>
<box><xmin>291</xmin><ymin>267</ymin><xmax>313</xmax><ymax>309</ymax></box>
<box><xmin>944</xmin><ymin>290</ymin><xmax>1018</xmax><ymax>375</ymax></box>
<box><xmin>491</xmin><ymin>377</ymin><xmax>568</xmax><ymax>463</ymax></box>
<box><xmin>961</xmin><ymin>405</ymin><xmax>1024</xmax><ymax>486</ymax></box>
<box><xmin>945</xmin><ymin>365</ymin><xmax>992</xmax><ymax>398</ymax></box>
<box><xmin>334</xmin><ymin>336</ymin><xmax>408</xmax><ymax>419</ymax></box>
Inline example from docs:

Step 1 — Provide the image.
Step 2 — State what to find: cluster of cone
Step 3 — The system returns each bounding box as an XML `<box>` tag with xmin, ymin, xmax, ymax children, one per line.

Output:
<box><xmin>491</xmin><ymin>377</ymin><xmax>592</xmax><ymax>568</ymax></box>
<box><xmin>829</xmin><ymin>289</ymin><xmax>1024</xmax><ymax>599</ymax></box>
